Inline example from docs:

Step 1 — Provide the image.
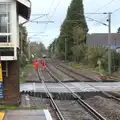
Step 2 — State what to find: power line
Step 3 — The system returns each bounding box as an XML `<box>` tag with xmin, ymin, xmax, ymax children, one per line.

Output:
<box><xmin>87</xmin><ymin>0</ymin><xmax>116</xmax><ymax>20</ymax></box>
<box><xmin>94</xmin><ymin>0</ymin><xmax>116</xmax><ymax>13</ymax></box>
<box><xmin>43</xmin><ymin>0</ymin><xmax>61</xmax><ymax>32</ymax></box>
<box><xmin>86</xmin><ymin>16</ymin><xmax>108</xmax><ymax>26</ymax></box>
<box><xmin>28</xmin><ymin>1</ymin><xmax>55</xmax><ymax>37</ymax></box>
<box><xmin>30</xmin><ymin>0</ymin><xmax>61</xmax><ymax>38</ymax></box>
<box><xmin>48</xmin><ymin>0</ymin><xmax>55</xmax><ymax>15</ymax></box>
<box><xmin>113</xmin><ymin>7</ymin><xmax>120</xmax><ymax>13</ymax></box>
<box><xmin>29</xmin><ymin>21</ymin><xmax>54</xmax><ymax>23</ymax></box>
<box><xmin>30</xmin><ymin>14</ymin><xmax>48</xmax><ymax>22</ymax></box>
<box><xmin>76</xmin><ymin>13</ymin><xmax>107</xmax><ymax>26</ymax></box>
<box><xmin>87</xmin><ymin>0</ymin><xmax>117</xmax><ymax>28</ymax></box>
<box><xmin>49</xmin><ymin>0</ymin><xmax>61</xmax><ymax>19</ymax></box>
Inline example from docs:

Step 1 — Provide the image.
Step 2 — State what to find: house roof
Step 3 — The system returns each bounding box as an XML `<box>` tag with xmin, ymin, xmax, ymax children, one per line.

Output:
<box><xmin>87</xmin><ymin>33</ymin><xmax>120</xmax><ymax>48</ymax></box>
<box><xmin>17</xmin><ymin>0</ymin><xmax>31</xmax><ymax>20</ymax></box>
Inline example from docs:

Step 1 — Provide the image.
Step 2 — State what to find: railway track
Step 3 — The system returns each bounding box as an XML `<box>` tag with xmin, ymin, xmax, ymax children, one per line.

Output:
<box><xmin>49</xmin><ymin>63</ymin><xmax>120</xmax><ymax>103</ymax></box>
<box><xmin>47</xmin><ymin>63</ymin><xmax>120</xmax><ymax>119</ymax></box>
<box><xmin>20</xmin><ymin>60</ymin><xmax>120</xmax><ymax>120</ymax></box>
<box><xmin>50</xmin><ymin>63</ymin><xmax>98</xmax><ymax>82</ymax></box>
<box><xmin>20</xmin><ymin>62</ymin><xmax>120</xmax><ymax>120</ymax></box>
<box><xmin>37</xmin><ymin>67</ymin><xmax>106</xmax><ymax>120</ymax></box>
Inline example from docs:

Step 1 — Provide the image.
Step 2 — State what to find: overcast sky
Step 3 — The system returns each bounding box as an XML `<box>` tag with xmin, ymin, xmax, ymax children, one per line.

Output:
<box><xmin>25</xmin><ymin>0</ymin><xmax>120</xmax><ymax>48</ymax></box>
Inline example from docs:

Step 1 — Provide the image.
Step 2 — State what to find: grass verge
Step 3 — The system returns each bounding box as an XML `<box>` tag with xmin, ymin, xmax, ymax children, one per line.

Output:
<box><xmin>0</xmin><ymin>105</ymin><xmax>43</xmax><ymax>111</ymax></box>
<box><xmin>20</xmin><ymin>64</ymin><xmax>33</xmax><ymax>84</ymax></box>
<box><xmin>71</xmin><ymin>63</ymin><xmax>104</xmax><ymax>75</ymax></box>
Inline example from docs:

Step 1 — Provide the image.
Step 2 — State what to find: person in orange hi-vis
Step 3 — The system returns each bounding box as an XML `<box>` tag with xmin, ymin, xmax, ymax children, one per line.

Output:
<box><xmin>34</xmin><ymin>59</ymin><xmax>39</xmax><ymax>71</ymax></box>
<box><xmin>42</xmin><ymin>59</ymin><xmax>46</xmax><ymax>72</ymax></box>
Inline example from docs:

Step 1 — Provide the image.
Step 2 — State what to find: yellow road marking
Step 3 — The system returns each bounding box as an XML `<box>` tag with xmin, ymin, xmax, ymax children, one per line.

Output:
<box><xmin>0</xmin><ymin>112</ymin><xmax>5</xmax><ymax>120</ymax></box>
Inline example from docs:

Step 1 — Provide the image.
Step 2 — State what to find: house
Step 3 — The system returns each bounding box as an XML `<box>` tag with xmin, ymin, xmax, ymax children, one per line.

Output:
<box><xmin>87</xmin><ymin>33</ymin><xmax>120</xmax><ymax>51</ymax></box>
<box><xmin>0</xmin><ymin>0</ymin><xmax>31</xmax><ymax>105</ymax></box>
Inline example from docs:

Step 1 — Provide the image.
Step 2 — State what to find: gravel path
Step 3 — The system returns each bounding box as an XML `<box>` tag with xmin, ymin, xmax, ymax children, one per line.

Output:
<box><xmin>20</xmin><ymin>95</ymin><xmax>95</xmax><ymax>120</ymax></box>
<box><xmin>85</xmin><ymin>96</ymin><xmax>120</xmax><ymax>120</ymax></box>
<box><xmin>42</xmin><ymin>70</ymin><xmax>55</xmax><ymax>82</ymax></box>
<box><xmin>52</xmin><ymin>63</ymin><xmax>90</xmax><ymax>81</ymax></box>
<box><xmin>60</xmin><ymin>63</ymin><xmax>100</xmax><ymax>80</ymax></box>
<box><xmin>48</xmin><ymin>64</ymin><xmax>73</xmax><ymax>81</ymax></box>
<box><xmin>55</xmin><ymin>100</ymin><xmax>95</xmax><ymax>120</ymax></box>
<box><xmin>24</xmin><ymin>67</ymin><xmax>39</xmax><ymax>82</ymax></box>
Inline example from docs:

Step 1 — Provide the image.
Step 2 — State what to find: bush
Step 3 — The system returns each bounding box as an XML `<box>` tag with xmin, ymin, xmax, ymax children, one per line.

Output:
<box><xmin>87</xmin><ymin>46</ymin><xmax>107</xmax><ymax>68</ymax></box>
<box><xmin>20</xmin><ymin>54</ymin><xmax>28</xmax><ymax>67</ymax></box>
<box><xmin>86</xmin><ymin>46</ymin><xmax>120</xmax><ymax>73</ymax></box>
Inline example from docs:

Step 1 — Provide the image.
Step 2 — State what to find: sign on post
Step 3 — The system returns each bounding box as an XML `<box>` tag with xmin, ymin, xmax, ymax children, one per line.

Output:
<box><xmin>0</xmin><ymin>64</ymin><xmax>3</xmax><ymax>82</ymax></box>
<box><xmin>97</xmin><ymin>59</ymin><xmax>101</xmax><ymax>73</ymax></box>
<box><xmin>0</xmin><ymin>83</ymin><xmax>3</xmax><ymax>99</ymax></box>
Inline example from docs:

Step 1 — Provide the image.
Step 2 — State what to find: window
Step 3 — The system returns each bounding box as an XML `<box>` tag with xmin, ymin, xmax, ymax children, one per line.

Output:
<box><xmin>0</xmin><ymin>4</ymin><xmax>11</xmax><ymax>42</ymax></box>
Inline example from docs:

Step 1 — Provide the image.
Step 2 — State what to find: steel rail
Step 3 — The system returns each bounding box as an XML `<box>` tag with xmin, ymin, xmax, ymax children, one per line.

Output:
<box><xmin>59</xmin><ymin>64</ymin><xmax>99</xmax><ymax>81</ymax></box>
<box><xmin>47</xmin><ymin>67</ymin><xmax>106</xmax><ymax>120</ymax></box>
<box><xmin>52</xmin><ymin>63</ymin><xmax>97</xmax><ymax>82</ymax></box>
<box><xmin>51</xmin><ymin>64</ymin><xmax>120</xmax><ymax>103</ymax></box>
<box><xmin>50</xmin><ymin>63</ymin><xmax>120</xmax><ymax>104</ymax></box>
<box><xmin>37</xmin><ymin>70</ymin><xmax>65</xmax><ymax>120</ymax></box>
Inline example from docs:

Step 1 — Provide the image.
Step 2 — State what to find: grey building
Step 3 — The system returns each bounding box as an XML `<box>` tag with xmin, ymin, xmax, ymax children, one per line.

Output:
<box><xmin>87</xmin><ymin>33</ymin><xmax>120</xmax><ymax>50</ymax></box>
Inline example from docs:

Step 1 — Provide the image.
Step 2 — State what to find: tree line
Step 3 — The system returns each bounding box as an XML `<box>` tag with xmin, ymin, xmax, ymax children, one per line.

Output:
<box><xmin>19</xmin><ymin>25</ymin><xmax>46</xmax><ymax>67</ymax></box>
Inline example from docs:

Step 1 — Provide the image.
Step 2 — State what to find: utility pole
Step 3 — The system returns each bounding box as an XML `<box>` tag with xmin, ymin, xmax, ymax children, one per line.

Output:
<box><xmin>65</xmin><ymin>38</ymin><xmax>67</xmax><ymax>61</ymax></box>
<box><xmin>108</xmin><ymin>12</ymin><xmax>112</xmax><ymax>75</ymax></box>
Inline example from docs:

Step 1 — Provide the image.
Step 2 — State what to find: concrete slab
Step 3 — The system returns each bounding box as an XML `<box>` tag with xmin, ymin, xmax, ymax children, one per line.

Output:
<box><xmin>20</xmin><ymin>82</ymin><xmax>120</xmax><ymax>93</ymax></box>
<box><xmin>4</xmin><ymin>110</ymin><xmax>52</xmax><ymax>120</ymax></box>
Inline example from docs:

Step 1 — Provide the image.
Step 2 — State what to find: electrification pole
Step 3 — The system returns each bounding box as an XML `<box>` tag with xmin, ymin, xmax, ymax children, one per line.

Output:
<box><xmin>65</xmin><ymin>38</ymin><xmax>67</xmax><ymax>61</ymax></box>
<box><xmin>108</xmin><ymin>12</ymin><xmax>112</xmax><ymax>75</ymax></box>
<box><xmin>85</xmin><ymin>12</ymin><xmax>112</xmax><ymax>75</ymax></box>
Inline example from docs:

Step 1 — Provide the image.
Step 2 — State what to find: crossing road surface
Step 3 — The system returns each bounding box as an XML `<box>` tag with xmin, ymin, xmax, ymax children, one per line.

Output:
<box><xmin>21</xmin><ymin>82</ymin><xmax>120</xmax><ymax>93</ymax></box>
<box><xmin>4</xmin><ymin>110</ymin><xmax>52</xmax><ymax>120</ymax></box>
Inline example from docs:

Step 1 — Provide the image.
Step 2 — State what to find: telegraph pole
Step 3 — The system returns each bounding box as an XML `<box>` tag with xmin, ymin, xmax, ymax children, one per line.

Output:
<box><xmin>108</xmin><ymin>12</ymin><xmax>112</xmax><ymax>75</ymax></box>
<box><xmin>65</xmin><ymin>38</ymin><xmax>67</xmax><ymax>61</ymax></box>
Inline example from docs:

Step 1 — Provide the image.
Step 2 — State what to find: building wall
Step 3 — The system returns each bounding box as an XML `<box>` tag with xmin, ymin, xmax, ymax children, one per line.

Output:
<box><xmin>87</xmin><ymin>33</ymin><xmax>120</xmax><ymax>47</ymax></box>
<box><xmin>0</xmin><ymin>0</ymin><xmax>19</xmax><ymax>48</ymax></box>
<box><xmin>0</xmin><ymin>53</ymin><xmax>20</xmax><ymax>105</ymax></box>
<box><xmin>11</xmin><ymin>0</ymin><xmax>19</xmax><ymax>48</ymax></box>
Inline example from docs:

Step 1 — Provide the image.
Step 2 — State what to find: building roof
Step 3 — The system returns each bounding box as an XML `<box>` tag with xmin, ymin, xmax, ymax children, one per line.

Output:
<box><xmin>17</xmin><ymin>0</ymin><xmax>31</xmax><ymax>20</ymax></box>
<box><xmin>87</xmin><ymin>33</ymin><xmax>120</xmax><ymax>48</ymax></box>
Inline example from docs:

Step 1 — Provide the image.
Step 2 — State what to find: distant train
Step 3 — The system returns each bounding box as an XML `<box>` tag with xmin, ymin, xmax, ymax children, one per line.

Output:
<box><xmin>42</xmin><ymin>54</ymin><xmax>47</xmax><ymax>58</ymax></box>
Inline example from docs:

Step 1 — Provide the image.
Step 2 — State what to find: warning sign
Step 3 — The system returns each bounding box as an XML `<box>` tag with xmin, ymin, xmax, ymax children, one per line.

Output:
<box><xmin>0</xmin><ymin>83</ymin><xmax>3</xmax><ymax>99</ymax></box>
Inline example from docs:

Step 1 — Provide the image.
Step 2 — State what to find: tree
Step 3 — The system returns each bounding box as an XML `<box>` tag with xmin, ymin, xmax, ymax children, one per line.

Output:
<box><xmin>19</xmin><ymin>25</ymin><xmax>28</xmax><ymax>67</ymax></box>
<box><xmin>87</xmin><ymin>46</ymin><xmax>107</xmax><ymax>68</ymax></box>
<box><xmin>30</xmin><ymin>42</ymin><xmax>46</xmax><ymax>58</ymax></box>
<box><xmin>49</xmin><ymin>0</ymin><xmax>88</xmax><ymax>61</ymax></box>
<box><xmin>117</xmin><ymin>27</ymin><xmax>120</xmax><ymax>33</ymax></box>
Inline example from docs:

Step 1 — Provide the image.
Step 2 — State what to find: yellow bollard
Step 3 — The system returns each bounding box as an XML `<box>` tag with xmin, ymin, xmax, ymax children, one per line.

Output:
<box><xmin>0</xmin><ymin>112</ymin><xmax>5</xmax><ymax>120</ymax></box>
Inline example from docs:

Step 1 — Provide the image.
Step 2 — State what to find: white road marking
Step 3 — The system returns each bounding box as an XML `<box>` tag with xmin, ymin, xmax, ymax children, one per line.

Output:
<box><xmin>25</xmin><ymin>95</ymin><xmax>30</xmax><ymax>107</ymax></box>
<box><xmin>44</xmin><ymin>109</ymin><xmax>52</xmax><ymax>120</ymax></box>
<box><xmin>33</xmin><ymin>82</ymin><xmax>36</xmax><ymax>92</ymax></box>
